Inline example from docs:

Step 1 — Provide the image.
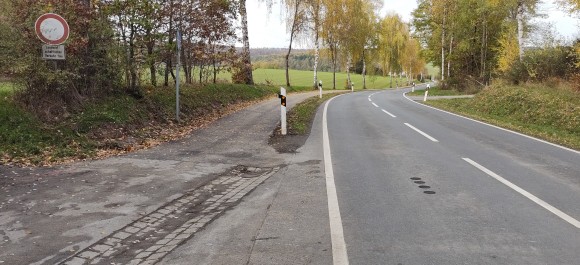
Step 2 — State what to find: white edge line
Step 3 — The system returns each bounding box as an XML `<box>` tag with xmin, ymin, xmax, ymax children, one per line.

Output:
<box><xmin>462</xmin><ymin>158</ymin><xmax>580</xmax><ymax>229</ymax></box>
<box><xmin>371</xmin><ymin>102</ymin><xmax>379</xmax><ymax>108</ymax></box>
<box><xmin>402</xmin><ymin>92</ymin><xmax>580</xmax><ymax>155</ymax></box>
<box><xmin>323</xmin><ymin>96</ymin><xmax>350</xmax><ymax>265</ymax></box>
<box><xmin>404</xmin><ymin>123</ymin><xmax>439</xmax><ymax>142</ymax></box>
<box><xmin>381</xmin><ymin>109</ymin><xmax>397</xmax><ymax>118</ymax></box>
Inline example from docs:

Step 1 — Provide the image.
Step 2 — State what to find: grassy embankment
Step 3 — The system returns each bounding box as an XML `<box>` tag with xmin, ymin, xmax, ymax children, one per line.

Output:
<box><xmin>424</xmin><ymin>83</ymin><xmax>580</xmax><ymax>150</ymax></box>
<box><xmin>407</xmin><ymin>86</ymin><xmax>472</xmax><ymax>96</ymax></box>
<box><xmin>0</xmin><ymin>81</ymin><xmax>319</xmax><ymax>166</ymax></box>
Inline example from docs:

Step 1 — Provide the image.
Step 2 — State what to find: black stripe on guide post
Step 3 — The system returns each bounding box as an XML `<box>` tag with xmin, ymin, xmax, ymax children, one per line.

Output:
<box><xmin>278</xmin><ymin>94</ymin><xmax>286</xmax><ymax>106</ymax></box>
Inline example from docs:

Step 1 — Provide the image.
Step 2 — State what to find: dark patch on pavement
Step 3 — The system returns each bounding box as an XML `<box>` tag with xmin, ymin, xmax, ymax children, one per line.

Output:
<box><xmin>58</xmin><ymin>165</ymin><xmax>280</xmax><ymax>265</ymax></box>
<box><xmin>268</xmin><ymin>133</ymin><xmax>309</xmax><ymax>153</ymax></box>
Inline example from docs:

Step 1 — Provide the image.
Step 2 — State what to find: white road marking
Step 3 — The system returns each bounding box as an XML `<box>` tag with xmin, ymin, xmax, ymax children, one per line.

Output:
<box><xmin>323</xmin><ymin>96</ymin><xmax>350</xmax><ymax>265</ymax></box>
<box><xmin>402</xmin><ymin>92</ymin><xmax>580</xmax><ymax>155</ymax></box>
<box><xmin>381</xmin><ymin>109</ymin><xmax>397</xmax><ymax>118</ymax></box>
<box><xmin>463</xmin><ymin>158</ymin><xmax>580</xmax><ymax>229</ymax></box>
<box><xmin>404</xmin><ymin>123</ymin><xmax>439</xmax><ymax>142</ymax></box>
<box><xmin>368</xmin><ymin>98</ymin><xmax>371</xmax><ymax>102</ymax></box>
<box><xmin>371</xmin><ymin>102</ymin><xmax>379</xmax><ymax>108</ymax></box>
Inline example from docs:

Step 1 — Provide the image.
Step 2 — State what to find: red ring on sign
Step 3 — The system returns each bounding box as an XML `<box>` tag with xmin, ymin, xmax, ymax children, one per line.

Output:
<box><xmin>35</xmin><ymin>13</ymin><xmax>70</xmax><ymax>45</ymax></box>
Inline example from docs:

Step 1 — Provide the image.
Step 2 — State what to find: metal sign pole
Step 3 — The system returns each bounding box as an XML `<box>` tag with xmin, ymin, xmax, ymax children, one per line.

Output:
<box><xmin>176</xmin><ymin>30</ymin><xmax>182</xmax><ymax>122</ymax></box>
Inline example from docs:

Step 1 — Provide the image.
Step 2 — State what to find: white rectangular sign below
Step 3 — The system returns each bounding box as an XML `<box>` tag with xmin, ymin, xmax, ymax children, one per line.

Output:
<box><xmin>42</xmin><ymin>44</ymin><xmax>65</xmax><ymax>60</ymax></box>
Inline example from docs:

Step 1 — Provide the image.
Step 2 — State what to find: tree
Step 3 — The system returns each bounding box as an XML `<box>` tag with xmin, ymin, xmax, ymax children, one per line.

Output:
<box><xmin>556</xmin><ymin>0</ymin><xmax>580</xmax><ymax>14</ymax></box>
<box><xmin>238</xmin><ymin>0</ymin><xmax>254</xmax><ymax>85</ymax></box>
<box><xmin>3</xmin><ymin>0</ymin><xmax>120</xmax><ymax>119</ymax></box>
<box><xmin>283</xmin><ymin>0</ymin><xmax>309</xmax><ymax>87</ymax></box>
<box><xmin>320</xmin><ymin>0</ymin><xmax>345</xmax><ymax>89</ymax></box>
<box><xmin>306</xmin><ymin>0</ymin><xmax>322</xmax><ymax>89</ymax></box>
<box><xmin>378</xmin><ymin>13</ymin><xmax>408</xmax><ymax>88</ymax></box>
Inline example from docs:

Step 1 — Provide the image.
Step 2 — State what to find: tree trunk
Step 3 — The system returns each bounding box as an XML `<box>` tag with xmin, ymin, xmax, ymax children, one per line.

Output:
<box><xmin>285</xmin><ymin>36</ymin><xmax>293</xmax><ymax>87</ymax></box>
<box><xmin>346</xmin><ymin>54</ymin><xmax>352</xmax><ymax>90</ymax></box>
<box><xmin>441</xmin><ymin>7</ymin><xmax>446</xmax><ymax>81</ymax></box>
<box><xmin>448</xmin><ymin>34</ymin><xmax>453</xmax><ymax>79</ymax></box>
<box><xmin>147</xmin><ymin>38</ymin><xmax>156</xmax><ymax>86</ymax></box>
<box><xmin>516</xmin><ymin>1</ymin><xmax>525</xmax><ymax>61</ymax></box>
<box><xmin>313</xmin><ymin>35</ymin><xmax>320</xmax><ymax>89</ymax></box>
<box><xmin>239</xmin><ymin>0</ymin><xmax>254</xmax><ymax>85</ymax></box>
<box><xmin>213</xmin><ymin>58</ymin><xmax>217</xmax><ymax>84</ymax></box>
<box><xmin>285</xmin><ymin>53</ymin><xmax>291</xmax><ymax>87</ymax></box>
<box><xmin>332</xmin><ymin>45</ymin><xmax>337</xmax><ymax>89</ymax></box>
<box><xmin>362</xmin><ymin>50</ymin><xmax>367</xmax><ymax>89</ymax></box>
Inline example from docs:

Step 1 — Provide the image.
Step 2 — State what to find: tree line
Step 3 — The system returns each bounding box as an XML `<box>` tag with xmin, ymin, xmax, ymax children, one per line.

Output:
<box><xmin>412</xmin><ymin>0</ymin><xmax>580</xmax><ymax>90</ymax></box>
<box><xmin>4</xmin><ymin>0</ymin><xmax>577</xmax><ymax>118</ymax></box>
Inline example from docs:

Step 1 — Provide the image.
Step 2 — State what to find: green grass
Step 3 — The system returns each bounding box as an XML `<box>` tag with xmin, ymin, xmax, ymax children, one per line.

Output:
<box><xmin>253</xmin><ymin>69</ymin><xmax>412</xmax><ymax>90</ymax></box>
<box><xmin>0</xmin><ymin>82</ymin><xmax>14</xmax><ymax>96</ymax></box>
<box><xmin>424</xmin><ymin>84</ymin><xmax>580</xmax><ymax>150</ymax></box>
<box><xmin>407</xmin><ymin>86</ymin><xmax>472</xmax><ymax>96</ymax></box>
<box><xmin>145</xmin><ymin>68</ymin><xmax>414</xmax><ymax>90</ymax></box>
<box><xmin>286</xmin><ymin>93</ymin><xmax>346</xmax><ymax>135</ymax></box>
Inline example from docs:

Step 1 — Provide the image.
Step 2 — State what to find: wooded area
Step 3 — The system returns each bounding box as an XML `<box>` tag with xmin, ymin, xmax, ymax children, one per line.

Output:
<box><xmin>413</xmin><ymin>0</ymin><xmax>580</xmax><ymax>90</ymax></box>
<box><xmin>1</xmin><ymin>0</ymin><xmax>579</xmax><ymax>119</ymax></box>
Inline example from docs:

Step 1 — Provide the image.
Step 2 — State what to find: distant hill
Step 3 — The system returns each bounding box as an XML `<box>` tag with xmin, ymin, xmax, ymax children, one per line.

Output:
<box><xmin>249</xmin><ymin>48</ymin><xmax>335</xmax><ymax>72</ymax></box>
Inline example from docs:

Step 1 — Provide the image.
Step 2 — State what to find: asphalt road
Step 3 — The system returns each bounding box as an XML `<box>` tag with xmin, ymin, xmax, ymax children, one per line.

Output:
<box><xmin>324</xmin><ymin>85</ymin><xmax>580</xmax><ymax>264</ymax></box>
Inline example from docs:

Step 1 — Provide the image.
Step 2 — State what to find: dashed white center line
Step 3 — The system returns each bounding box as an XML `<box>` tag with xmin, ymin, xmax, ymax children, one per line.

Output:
<box><xmin>404</xmin><ymin>123</ymin><xmax>439</xmax><ymax>142</ymax></box>
<box><xmin>462</xmin><ymin>158</ymin><xmax>580</xmax><ymax>229</ymax></box>
<box><xmin>381</xmin><ymin>109</ymin><xmax>396</xmax><ymax>118</ymax></box>
<box><xmin>368</xmin><ymin>98</ymin><xmax>371</xmax><ymax>102</ymax></box>
<box><xmin>371</xmin><ymin>102</ymin><xmax>379</xmax><ymax>108</ymax></box>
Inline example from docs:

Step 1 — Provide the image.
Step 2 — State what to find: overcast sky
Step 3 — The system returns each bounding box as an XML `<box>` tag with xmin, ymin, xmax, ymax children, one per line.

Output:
<box><xmin>245</xmin><ymin>0</ymin><xmax>579</xmax><ymax>48</ymax></box>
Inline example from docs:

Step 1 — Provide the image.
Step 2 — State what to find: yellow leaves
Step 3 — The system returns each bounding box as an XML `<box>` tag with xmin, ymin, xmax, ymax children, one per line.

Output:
<box><xmin>497</xmin><ymin>30</ymin><xmax>520</xmax><ymax>73</ymax></box>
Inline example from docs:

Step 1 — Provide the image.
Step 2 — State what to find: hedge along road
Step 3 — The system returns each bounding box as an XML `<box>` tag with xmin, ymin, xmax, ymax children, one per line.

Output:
<box><xmin>322</xmin><ymin>84</ymin><xmax>579</xmax><ymax>264</ymax></box>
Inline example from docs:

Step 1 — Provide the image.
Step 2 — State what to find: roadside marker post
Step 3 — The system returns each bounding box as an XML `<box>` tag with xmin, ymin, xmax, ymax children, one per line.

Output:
<box><xmin>318</xmin><ymin>80</ymin><xmax>322</xmax><ymax>99</ymax></box>
<box><xmin>423</xmin><ymin>90</ymin><xmax>429</xmax><ymax>102</ymax></box>
<box><xmin>279</xmin><ymin>87</ymin><xmax>287</xmax><ymax>135</ymax></box>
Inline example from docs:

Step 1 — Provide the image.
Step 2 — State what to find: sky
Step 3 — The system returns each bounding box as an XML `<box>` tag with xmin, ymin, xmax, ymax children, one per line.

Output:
<box><xmin>245</xmin><ymin>0</ymin><xmax>580</xmax><ymax>48</ymax></box>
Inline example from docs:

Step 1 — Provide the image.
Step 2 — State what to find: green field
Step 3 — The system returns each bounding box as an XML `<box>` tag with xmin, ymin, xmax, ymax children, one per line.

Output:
<box><xmin>148</xmin><ymin>68</ymin><xmax>415</xmax><ymax>90</ymax></box>
<box><xmin>252</xmin><ymin>69</ymin><xmax>412</xmax><ymax>89</ymax></box>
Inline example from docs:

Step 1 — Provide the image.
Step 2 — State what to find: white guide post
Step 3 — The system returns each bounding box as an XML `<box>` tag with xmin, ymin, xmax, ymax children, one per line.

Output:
<box><xmin>423</xmin><ymin>90</ymin><xmax>429</xmax><ymax>102</ymax></box>
<box><xmin>280</xmin><ymin>87</ymin><xmax>287</xmax><ymax>135</ymax></box>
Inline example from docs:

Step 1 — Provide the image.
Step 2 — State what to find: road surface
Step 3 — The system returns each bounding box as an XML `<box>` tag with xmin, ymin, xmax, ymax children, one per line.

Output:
<box><xmin>323</xmin><ymin>84</ymin><xmax>580</xmax><ymax>264</ymax></box>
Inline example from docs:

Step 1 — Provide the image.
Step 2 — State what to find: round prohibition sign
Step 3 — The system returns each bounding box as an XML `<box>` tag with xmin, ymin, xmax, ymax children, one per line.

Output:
<box><xmin>35</xmin><ymin>13</ymin><xmax>69</xmax><ymax>45</ymax></box>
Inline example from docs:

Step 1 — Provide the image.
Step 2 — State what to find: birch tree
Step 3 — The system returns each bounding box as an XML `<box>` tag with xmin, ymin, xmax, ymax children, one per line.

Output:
<box><xmin>238</xmin><ymin>0</ymin><xmax>254</xmax><ymax>85</ymax></box>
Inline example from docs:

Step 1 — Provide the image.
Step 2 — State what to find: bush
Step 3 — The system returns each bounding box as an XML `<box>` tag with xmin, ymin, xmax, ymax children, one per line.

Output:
<box><xmin>2</xmin><ymin>1</ymin><xmax>121</xmax><ymax>122</ymax></box>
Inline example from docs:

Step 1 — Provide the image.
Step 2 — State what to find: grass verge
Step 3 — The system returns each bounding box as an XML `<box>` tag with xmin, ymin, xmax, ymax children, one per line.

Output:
<box><xmin>286</xmin><ymin>93</ymin><xmax>346</xmax><ymax>135</ymax></box>
<box><xmin>407</xmin><ymin>86</ymin><xmax>473</xmax><ymax>96</ymax></box>
<box><xmin>423</xmin><ymin>84</ymin><xmax>580</xmax><ymax>150</ymax></box>
<box><xmin>269</xmin><ymin>92</ymin><xmax>346</xmax><ymax>153</ymax></box>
